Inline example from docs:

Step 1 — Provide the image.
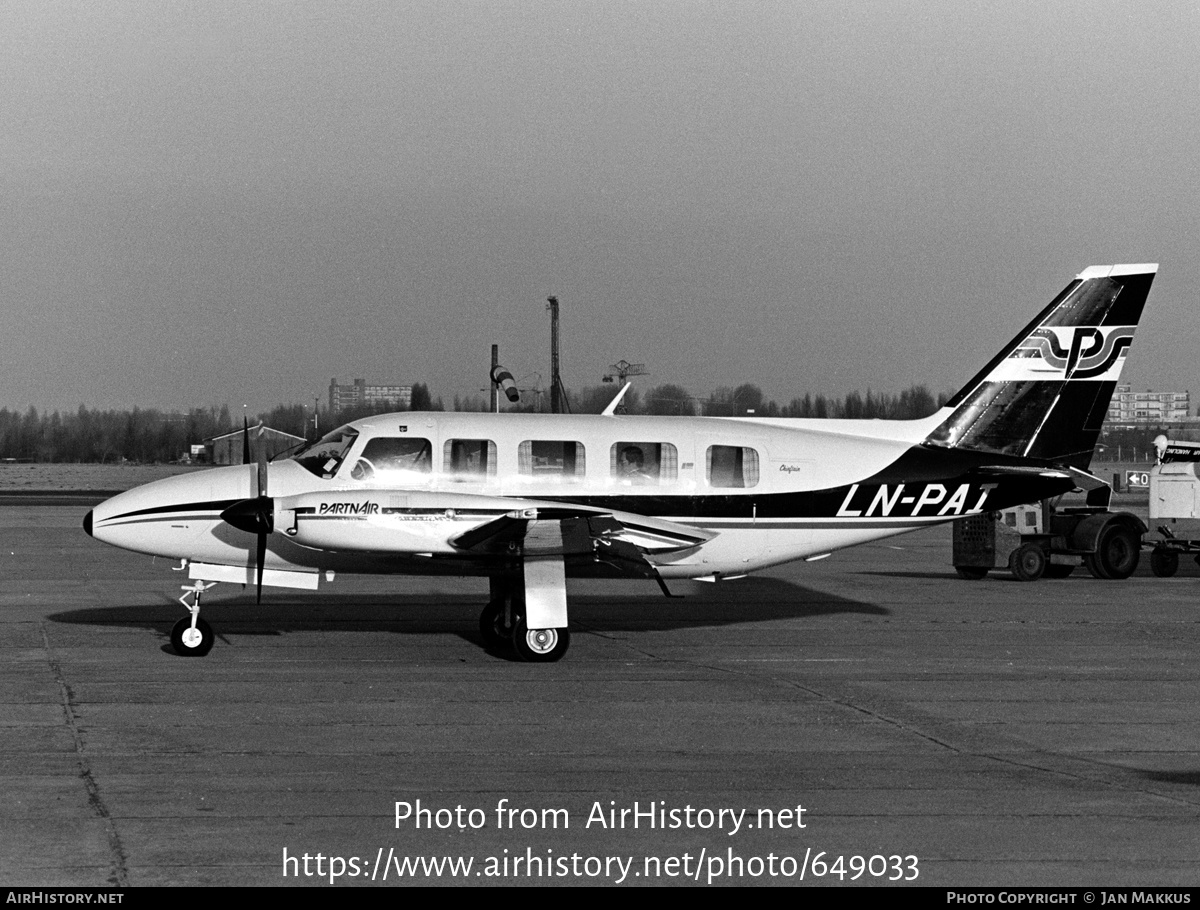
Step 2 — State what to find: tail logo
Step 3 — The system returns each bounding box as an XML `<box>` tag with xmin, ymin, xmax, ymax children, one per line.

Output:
<box><xmin>996</xmin><ymin>326</ymin><xmax>1135</xmax><ymax>382</ymax></box>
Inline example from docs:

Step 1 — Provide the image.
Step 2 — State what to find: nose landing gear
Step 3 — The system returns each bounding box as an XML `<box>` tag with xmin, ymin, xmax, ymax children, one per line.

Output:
<box><xmin>172</xmin><ymin>581</ymin><xmax>217</xmax><ymax>656</ymax></box>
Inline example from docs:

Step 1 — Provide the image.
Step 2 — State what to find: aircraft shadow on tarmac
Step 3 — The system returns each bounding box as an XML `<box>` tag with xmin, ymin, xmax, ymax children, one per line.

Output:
<box><xmin>48</xmin><ymin>575</ymin><xmax>888</xmax><ymax>657</ymax></box>
<box><xmin>1135</xmin><ymin>770</ymin><xmax>1200</xmax><ymax>787</ymax></box>
<box><xmin>857</xmin><ymin>569</ymin><xmax>989</xmax><ymax>580</ymax></box>
<box><xmin>857</xmin><ymin>563</ymin><xmax>1194</xmax><ymax>581</ymax></box>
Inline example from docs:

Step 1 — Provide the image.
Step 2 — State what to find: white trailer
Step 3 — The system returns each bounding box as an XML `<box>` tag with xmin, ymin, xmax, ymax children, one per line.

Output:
<box><xmin>1147</xmin><ymin>435</ymin><xmax>1200</xmax><ymax>576</ymax></box>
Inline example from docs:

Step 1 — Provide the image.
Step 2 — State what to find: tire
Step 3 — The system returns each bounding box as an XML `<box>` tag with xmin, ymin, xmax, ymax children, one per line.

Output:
<box><xmin>512</xmin><ymin>619</ymin><xmax>570</xmax><ymax>663</ymax></box>
<box><xmin>1083</xmin><ymin>553</ymin><xmax>1108</xmax><ymax>579</ymax></box>
<box><xmin>1094</xmin><ymin>524</ymin><xmax>1140</xmax><ymax>580</ymax></box>
<box><xmin>1009</xmin><ymin>543</ymin><xmax>1046</xmax><ymax>582</ymax></box>
<box><xmin>1150</xmin><ymin>548</ymin><xmax>1179</xmax><ymax>578</ymax></box>
<box><xmin>479</xmin><ymin>599</ymin><xmax>518</xmax><ymax>650</ymax></box>
<box><xmin>170</xmin><ymin>616</ymin><xmax>214</xmax><ymax>656</ymax></box>
<box><xmin>955</xmin><ymin>566</ymin><xmax>989</xmax><ymax>580</ymax></box>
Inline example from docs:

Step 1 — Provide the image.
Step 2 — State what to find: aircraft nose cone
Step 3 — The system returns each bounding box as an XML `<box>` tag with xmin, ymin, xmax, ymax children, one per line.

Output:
<box><xmin>83</xmin><ymin>510</ymin><xmax>93</xmax><ymax>537</ymax></box>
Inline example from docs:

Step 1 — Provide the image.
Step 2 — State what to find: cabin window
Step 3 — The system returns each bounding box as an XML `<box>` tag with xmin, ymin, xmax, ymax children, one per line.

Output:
<box><xmin>443</xmin><ymin>439</ymin><xmax>496</xmax><ymax>480</ymax></box>
<box><xmin>291</xmin><ymin>425</ymin><xmax>359</xmax><ymax>479</ymax></box>
<box><xmin>349</xmin><ymin>437</ymin><xmax>432</xmax><ymax>481</ymax></box>
<box><xmin>609</xmin><ymin>442</ymin><xmax>678</xmax><ymax>485</ymax></box>
<box><xmin>518</xmin><ymin>440</ymin><xmax>586</xmax><ymax>480</ymax></box>
<box><xmin>706</xmin><ymin>445</ymin><xmax>760</xmax><ymax>488</ymax></box>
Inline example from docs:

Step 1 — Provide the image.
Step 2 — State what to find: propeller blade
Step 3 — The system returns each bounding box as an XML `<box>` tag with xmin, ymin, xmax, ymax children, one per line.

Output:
<box><xmin>232</xmin><ymin>419</ymin><xmax>271</xmax><ymax>603</ymax></box>
<box><xmin>256</xmin><ymin>532</ymin><xmax>266</xmax><ymax>604</ymax></box>
<box><xmin>257</xmin><ymin>425</ymin><xmax>268</xmax><ymax>498</ymax></box>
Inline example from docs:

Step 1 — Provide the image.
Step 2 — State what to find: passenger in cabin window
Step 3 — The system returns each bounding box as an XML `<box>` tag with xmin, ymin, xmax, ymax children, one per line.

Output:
<box><xmin>618</xmin><ymin>446</ymin><xmax>653</xmax><ymax>484</ymax></box>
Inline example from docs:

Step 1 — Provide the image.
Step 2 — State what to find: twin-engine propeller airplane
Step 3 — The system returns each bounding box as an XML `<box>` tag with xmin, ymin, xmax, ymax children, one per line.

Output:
<box><xmin>85</xmin><ymin>263</ymin><xmax>1158</xmax><ymax>661</ymax></box>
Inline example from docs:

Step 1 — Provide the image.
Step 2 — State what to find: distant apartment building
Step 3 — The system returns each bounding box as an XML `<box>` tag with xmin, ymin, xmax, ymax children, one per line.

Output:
<box><xmin>1106</xmin><ymin>384</ymin><xmax>1191</xmax><ymax>423</ymax></box>
<box><xmin>329</xmin><ymin>378</ymin><xmax>412</xmax><ymax>415</ymax></box>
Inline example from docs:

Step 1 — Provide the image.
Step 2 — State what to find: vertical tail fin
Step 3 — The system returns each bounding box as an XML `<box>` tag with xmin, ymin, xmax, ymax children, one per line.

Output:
<box><xmin>926</xmin><ymin>264</ymin><xmax>1158</xmax><ymax>468</ymax></box>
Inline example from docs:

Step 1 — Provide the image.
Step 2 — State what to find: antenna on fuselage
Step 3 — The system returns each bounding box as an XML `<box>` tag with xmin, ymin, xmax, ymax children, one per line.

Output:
<box><xmin>601</xmin><ymin>360</ymin><xmax>648</xmax><ymax>415</ymax></box>
<box><xmin>601</xmin><ymin>382</ymin><xmax>632</xmax><ymax>416</ymax></box>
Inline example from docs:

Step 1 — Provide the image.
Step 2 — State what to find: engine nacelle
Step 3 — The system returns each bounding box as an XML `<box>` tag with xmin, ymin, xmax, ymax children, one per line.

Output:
<box><xmin>276</xmin><ymin>490</ymin><xmax>536</xmax><ymax>555</ymax></box>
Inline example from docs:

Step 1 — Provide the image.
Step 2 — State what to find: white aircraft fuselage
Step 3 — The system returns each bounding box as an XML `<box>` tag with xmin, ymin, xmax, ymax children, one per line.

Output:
<box><xmin>87</xmin><ymin>409</ymin><xmax>1002</xmax><ymax>580</ymax></box>
<box><xmin>84</xmin><ymin>264</ymin><xmax>1160</xmax><ymax>660</ymax></box>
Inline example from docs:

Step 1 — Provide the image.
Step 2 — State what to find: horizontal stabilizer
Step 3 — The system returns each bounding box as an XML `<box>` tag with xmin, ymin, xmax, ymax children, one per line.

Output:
<box><xmin>977</xmin><ymin>465</ymin><xmax>1073</xmax><ymax>480</ymax></box>
<box><xmin>1066</xmin><ymin>466</ymin><xmax>1111</xmax><ymax>491</ymax></box>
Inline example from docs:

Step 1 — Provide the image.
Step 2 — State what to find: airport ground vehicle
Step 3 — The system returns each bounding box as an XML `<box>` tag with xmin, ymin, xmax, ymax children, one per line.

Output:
<box><xmin>952</xmin><ymin>490</ymin><xmax>1146</xmax><ymax>581</ymax></box>
<box><xmin>1145</xmin><ymin>437</ymin><xmax>1200</xmax><ymax>577</ymax></box>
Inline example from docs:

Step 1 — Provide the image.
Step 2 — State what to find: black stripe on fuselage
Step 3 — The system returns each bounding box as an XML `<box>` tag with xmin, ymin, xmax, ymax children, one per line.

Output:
<box><xmin>102</xmin><ymin>499</ymin><xmax>242</xmax><ymax>523</ymax></box>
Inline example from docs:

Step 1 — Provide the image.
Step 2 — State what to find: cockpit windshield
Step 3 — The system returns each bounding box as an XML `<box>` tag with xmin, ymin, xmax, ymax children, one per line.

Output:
<box><xmin>291</xmin><ymin>425</ymin><xmax>360</xmax><ymax>478</ymax></box>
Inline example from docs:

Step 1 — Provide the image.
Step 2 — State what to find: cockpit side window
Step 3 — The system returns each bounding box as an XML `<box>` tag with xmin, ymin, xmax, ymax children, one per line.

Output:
<box><xmin>291</xmin><ymin>426</ymin><xmax>360</xmax><ymax>479</ymax></box>
<box><xmin>350</xmin><ymin>437</ymin><xmax>433</xmax><ymax>482</ymax></box>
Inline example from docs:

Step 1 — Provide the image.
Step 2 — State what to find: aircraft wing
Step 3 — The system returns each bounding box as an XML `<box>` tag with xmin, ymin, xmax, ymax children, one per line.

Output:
<box><xmin>449</xmin><ymin>506</ymin><xmax>712</xmax><ymax>578</ymax></box>
<box><xmin>451</xmin><ymin>507</ymin><xmax>711</xmax><ymax>554</ymax></box>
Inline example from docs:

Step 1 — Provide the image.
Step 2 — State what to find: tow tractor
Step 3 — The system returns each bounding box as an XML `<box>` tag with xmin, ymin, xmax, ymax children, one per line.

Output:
<box><xmin>1145</xmin><ymin>435</ymin><xmax>1200</xmax><ymax>577</ymax></box>
<box><xmin>952</xmin><ymin>483</ymin><xmax>1146</xmax><ymax>582</ymax></box>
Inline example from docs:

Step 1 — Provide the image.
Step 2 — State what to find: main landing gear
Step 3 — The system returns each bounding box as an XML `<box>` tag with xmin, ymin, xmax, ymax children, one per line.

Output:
<box><xmin>479</xmin><ymin>578</ymin><xmax>570</xmax><ymax>663</ymax></box>
<box><xmin>172</xmin><ymin>581</ymin><xmax>217</xmax><ymax>656</ymax></box>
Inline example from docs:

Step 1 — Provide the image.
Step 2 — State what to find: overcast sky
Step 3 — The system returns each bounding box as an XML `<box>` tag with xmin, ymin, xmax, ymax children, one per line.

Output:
<box><xmin>3</xmin><ymin>0</ymin><xmax>1197</xmax><ymax>415</ymax></box>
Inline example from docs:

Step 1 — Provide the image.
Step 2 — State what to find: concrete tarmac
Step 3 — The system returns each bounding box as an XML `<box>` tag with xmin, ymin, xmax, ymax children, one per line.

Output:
<box><xmin>2</xmin><ymin>502</ymin><xmax>1199</xmax><ymax>887</ymax></box>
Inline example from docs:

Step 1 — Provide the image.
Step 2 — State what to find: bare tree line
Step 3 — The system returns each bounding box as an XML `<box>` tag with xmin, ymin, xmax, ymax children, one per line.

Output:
<box><xmin>2</xmin><ymin>382</ymin><xmax>947</xmax><ymax>463</ymax></box>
